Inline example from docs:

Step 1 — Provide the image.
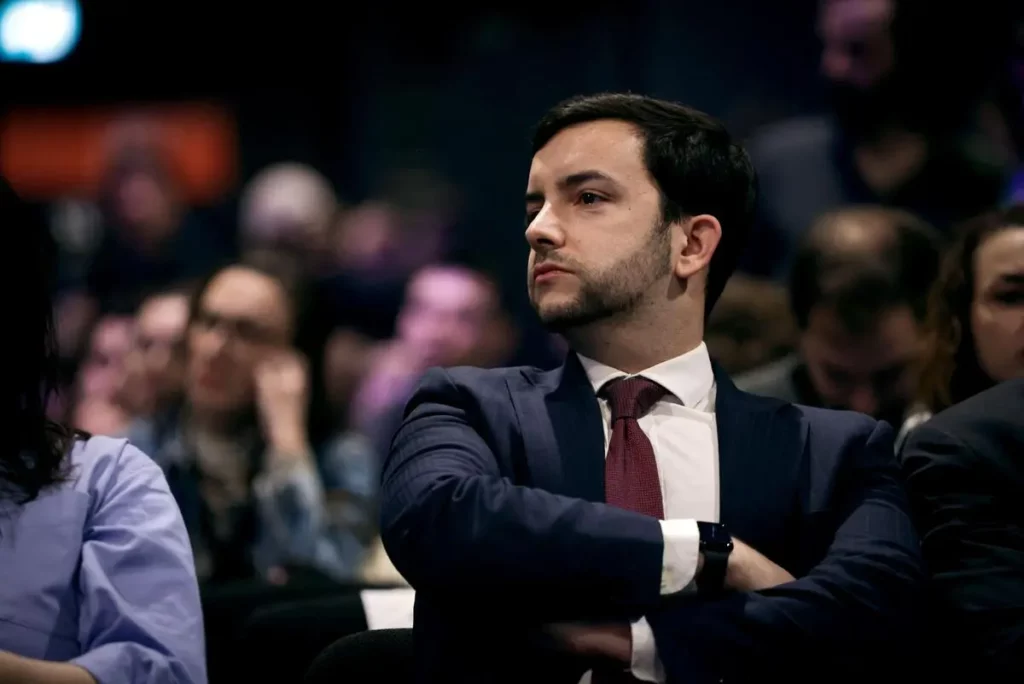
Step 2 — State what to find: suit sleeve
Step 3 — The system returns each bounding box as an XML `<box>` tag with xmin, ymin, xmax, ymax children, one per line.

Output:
<box><xmin>379</xmin><ymin>368</ymin><xmax>664</xmax><ymax>619</ymax></box>
<box><xmin>902</xmin><ymin>422</ymin><xmax>1024</xmax><ymax>677</ymax></box>
<box><xmin>646</xmin><ymin>420</ymin><xmax>925</xmax><ymax>682</ymax></box>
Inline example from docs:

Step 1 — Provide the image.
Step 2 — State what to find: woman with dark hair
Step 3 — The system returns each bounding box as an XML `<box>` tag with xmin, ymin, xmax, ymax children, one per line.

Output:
<box><xmin>897</xmin><ymin>204</ymin><xmax>1024</xmax><ymax>449</ymax></box>
<box><xmin>0</xmin><ymin>180</ymin><xmax>205</xmax><ymax>683</ymax></box>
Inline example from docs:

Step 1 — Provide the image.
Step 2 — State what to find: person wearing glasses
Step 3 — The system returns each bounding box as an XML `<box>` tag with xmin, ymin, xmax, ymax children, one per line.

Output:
<box><xmin>126</xmin><ymin>253</ymin><xmax>330</xmax><ymax>587</ymax></box>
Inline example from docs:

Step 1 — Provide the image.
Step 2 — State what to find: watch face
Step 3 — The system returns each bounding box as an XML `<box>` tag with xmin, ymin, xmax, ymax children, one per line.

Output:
<box><xmin>699</xmin><ymin>522</ymin><xmax>733</xmax><ymax>550</ymax></box>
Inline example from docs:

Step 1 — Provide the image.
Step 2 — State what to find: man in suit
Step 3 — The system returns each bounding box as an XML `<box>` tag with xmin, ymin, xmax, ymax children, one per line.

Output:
<box><xmin>901</xmin><ymin>378</ymin><xmax>1024</xmax><ymax>678</ymax></box>
<box><xmin>380</xmin><ymin>93</ymin><xmax>924</xmax><ymax>683</ymax></box>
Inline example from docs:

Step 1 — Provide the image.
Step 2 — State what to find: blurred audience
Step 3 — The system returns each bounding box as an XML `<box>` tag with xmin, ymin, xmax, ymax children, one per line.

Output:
<box><xmin>351</xmin><ymin>260</ymin><xmax>518</xmax><ymax>459</ymax></box>
<box><xmin>125</xmin><ymin>254</ymin><xmax>363</xmax><ymax>585</ymax></box>
<box><xmin>320</xmin><ymin>169</ymin><xmax>458</xmax><ymax>340</ymax></box>
<box><xmin>742</xmin><ymin>0</ymin><xmax>1012</xmax><ymax>278</ymax></box>
<box><xmin>898</xmin><ymin>204</ymin><xmax>1024</xmax><ymax>449</ymax></box>
<box><xmin>117</xmin><ymin>285</ymin><xmax>192</xmax><ymax>419</ymax></box>
<box><xmin>705</xmin><ymin>274</ymin><xmax>797</xmax><ymax>376</ymax></box>
<box><xmin>738</xmin><ymin>206</ymin><xmax>941</xmax><ymax>428</ymax></box>
<box><xmin>71</xmin><ymin>313</ymin><xmax>135</xmax><ymax>435</ymax></box>
<box><xmin>87</xmin><ymin>142</ymin><xmax>232</xmax><ymax>312</ymax></box>
<box><xmin>238</xmin><ymin>162</ymin><xmax>339</xmax><ymax>271</ymax></box>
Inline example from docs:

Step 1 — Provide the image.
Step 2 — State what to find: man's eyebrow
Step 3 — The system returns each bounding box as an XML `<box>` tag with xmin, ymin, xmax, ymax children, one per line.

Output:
<box><xmin>526</xmin><ymin>170</ymin><xmax>618</xmax><ymax>203</ymax></box>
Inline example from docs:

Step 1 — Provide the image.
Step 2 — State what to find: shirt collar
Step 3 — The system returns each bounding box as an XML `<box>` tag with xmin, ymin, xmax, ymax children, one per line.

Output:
<box><xmin>577</xmin><ymin>342</ymin><xmax>715</xmax><ymax>410</ymax></box>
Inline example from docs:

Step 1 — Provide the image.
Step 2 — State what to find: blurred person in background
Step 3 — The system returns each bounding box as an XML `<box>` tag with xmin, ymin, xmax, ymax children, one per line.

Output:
<box><xmin>743</xmin><ymin>0</ymin><xmax>1013</xmax><ymax>278</ymax></box>
<box><xmin>127</xmin><ymin>254</ymin><xmax>336</xmax><ymax>585</ymax></box>
<box><xmin>318</xmin><ymin>169</ymin><xmax>458</xmax><ymax>341</ymax></box>
<box><xmin>238</xmin><ymin>162</ymin><xmax>338</xmax><ymax>272</ymax></box>
<box><xmin>85</xmin><ymin>141</ymin><xmax>232</xmax><ymax>314</ymax></box>
<box><xmin>70</xmin><ymin>313</ymin><xmax>135</xmax><ymax>436</ymax></box>
<box><xmin>322</xmin><ymin>328</ymin><xmax>379</xmax><ymax>431</ymax></box>
<box><xmin>125</xmin><ymin>254</ymin><xmax>385</xmax><ymax>684</ymax></box>
<box><xmin>0</xmin><ymin>178</ymin><xmax>205</xmax><ymax>684</ymax></box>
<box><xmin>704</xmin><ymin>275</ymin><xmax>797</xmax><ymax>376</ymax></box>
<box><xmin>738</xmin><ymin>206</ymin><xmax>941</xmax><ymax>429</ymax></box>
<box><xmin>350</xmin><ymin>259</ymin><xmax>518</xmax><ymax>459</ymax></box>
<box><xmin>897</xmin><ymin>204</ymin><xmax>1024</xmax><ymax>450</ymax></box>
<box><xmin>117</xmin><ymin>285</ymin><xmax>192</xmax><ymax>423</ymax></box>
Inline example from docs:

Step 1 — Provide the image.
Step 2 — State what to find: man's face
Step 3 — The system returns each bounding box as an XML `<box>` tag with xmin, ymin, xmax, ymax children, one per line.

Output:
<box><xmin>397</xmin><ymin>267</ymin><xmax>498</xmax><ymax>368</ymax></box>
<box><xmin>819</xmin><ymin>0</ymin><xmax>901</xmax><ymax>136</ymax></box>
<box><xmin>819</xmin><ymin>0</ymin><xmax>895</xmax><ymax>91</ymax></box>
<box><xmin>524</xmin><ymin>119</ymin><xmax>672</xmax><ymax>331</ymax></box>
<box><xmin>801</xmin><ymin>304</ymin><xmax>922</xmax><ymax>423</ymax></box>
<box><xmin>186</xmin><ymin>267</ymin><xmax>292</xmax><ymax>414</ymax></box>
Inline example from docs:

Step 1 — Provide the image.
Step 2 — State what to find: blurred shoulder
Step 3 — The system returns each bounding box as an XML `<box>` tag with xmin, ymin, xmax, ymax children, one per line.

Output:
<box><xmin>904</xmin><ymin>380</ymin><xmax>1024</xmax><ymax>467</ymax></box>
<box><xmin>746</xmin><ymin>115</ymin><xmax>837</xmax><ymax>163</ymax></box>
<box><xmin>921</xmin><ymin>379</ymin><xmax>1024</xmax><ymax>437</ymax></box>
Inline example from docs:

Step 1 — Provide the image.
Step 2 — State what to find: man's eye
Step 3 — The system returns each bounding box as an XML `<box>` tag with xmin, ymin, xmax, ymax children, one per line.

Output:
<box><xmin>579</xmin><ymin>192</ymin><xmax>602</xmax><ymax>205</ymax></box>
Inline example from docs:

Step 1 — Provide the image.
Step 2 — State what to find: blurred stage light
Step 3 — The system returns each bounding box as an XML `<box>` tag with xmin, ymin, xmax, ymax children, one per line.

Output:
<box><xmin>0</xmin><ymin>0</ymin><xmax>80</xmax><ymax>63</ymax></box>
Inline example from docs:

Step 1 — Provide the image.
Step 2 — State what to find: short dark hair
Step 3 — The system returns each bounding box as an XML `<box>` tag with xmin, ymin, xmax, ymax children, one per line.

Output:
<box><xmin>531</xmin><ymin>93</ymin><xmax>758</xmax><ymax>317</ymax></box>
<box><xmin>789</xmin><ymin>206</ymin><xmax>942</xmax><ymax>333</ymax></box>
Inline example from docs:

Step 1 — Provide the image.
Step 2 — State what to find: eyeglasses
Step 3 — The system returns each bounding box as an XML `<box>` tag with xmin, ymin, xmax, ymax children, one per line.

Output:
<box><xmin>191</xmin><ymin>310</ymin><xmax>285</xmax><ymax>346</ymax></box>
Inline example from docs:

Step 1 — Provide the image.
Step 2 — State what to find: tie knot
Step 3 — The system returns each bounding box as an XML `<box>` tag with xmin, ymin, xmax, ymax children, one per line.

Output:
<box><xmin>601</xmin><ymin>376</ymin><xmax>667</xmax><ymax>422</ymax></box>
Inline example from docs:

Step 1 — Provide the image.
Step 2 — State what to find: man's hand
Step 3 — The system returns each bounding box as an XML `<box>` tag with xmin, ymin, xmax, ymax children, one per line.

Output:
<box><xmin>545</xmin><ymin>623</ymin><xmax>632</xmax><ymax>664</ymax></box>
<box><xmin>725</xmin><ymin>538</ymin><xmax>795</xmax><ymax>592</ymax></box>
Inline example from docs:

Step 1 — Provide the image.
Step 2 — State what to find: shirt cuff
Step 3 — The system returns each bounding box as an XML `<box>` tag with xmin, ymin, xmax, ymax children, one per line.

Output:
<box><xmin>659</xmin><ymin>518</ymin><xmax>700</xmax><ymax>595</ymax></box>
<box><xmin>630</xmin><ymin>617</ymin><xmax>666</xmax><ymax>682</ymax></box>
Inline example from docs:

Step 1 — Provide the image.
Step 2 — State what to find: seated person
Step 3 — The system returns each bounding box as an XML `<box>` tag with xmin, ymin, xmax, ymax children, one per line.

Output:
<box><xmin>0</xmin><ymin>178</ymin><xmax>205</xmax><ymax>684</ymax></box>
<box><xmin>897</xmin><ymin>205</ymin><xmax>1024</xmax><ymax>450</ymax></box>
<box><xmin>738</xmin><ymin>205</ymin><xmax>940</xmax><ymax>429</ymax></box>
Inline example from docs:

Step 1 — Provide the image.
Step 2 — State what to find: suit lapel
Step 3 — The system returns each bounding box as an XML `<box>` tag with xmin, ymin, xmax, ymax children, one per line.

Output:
<box><xmin>514</xmin><ymin>353</ymin><xmax>606</xmax><ymax>503</ymax></box>
<box><xmin>714</xmin><ymin>363</ymin><xmax>807</xmax><ymax>558</ymax></box>
<box><xmin>513</xmin><ymin>357</ymin><xmax>808</xmax><ymax>552</ymax></box>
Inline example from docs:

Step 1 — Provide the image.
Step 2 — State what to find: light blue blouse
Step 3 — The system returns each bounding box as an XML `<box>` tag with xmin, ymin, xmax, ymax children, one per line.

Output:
<box><xmin>0</xmin><ymin>436</ymin><xmax>205</xmax><ymax>683</ymax></box>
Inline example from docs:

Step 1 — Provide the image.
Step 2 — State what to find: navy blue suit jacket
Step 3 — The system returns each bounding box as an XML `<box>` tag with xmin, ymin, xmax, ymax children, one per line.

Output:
<box><xmin>380</xmin><ymin>354</ymin><xmax>924</xmax><ymax>683</ymax></box>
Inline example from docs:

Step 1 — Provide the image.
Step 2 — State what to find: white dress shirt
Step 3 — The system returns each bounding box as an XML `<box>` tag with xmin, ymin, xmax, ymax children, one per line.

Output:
<box><xmin>576</xmin><ymin>342</ymin><xmax>719</xmax><ymax>683</ymax></box>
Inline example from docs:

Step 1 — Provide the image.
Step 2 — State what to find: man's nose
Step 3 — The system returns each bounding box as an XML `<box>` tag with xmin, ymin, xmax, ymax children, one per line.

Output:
<box><xmin>525</xmin><ymin>205</ymin><xmax>565</xmax><ymax>251</ymax></box>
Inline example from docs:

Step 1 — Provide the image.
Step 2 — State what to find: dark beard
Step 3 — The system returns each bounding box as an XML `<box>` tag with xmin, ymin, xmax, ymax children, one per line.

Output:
<box><xmin>539</xmin><ymin>283</ymin><xmax>645</xmax><ymax>334</ymax></box>
<box><xmin>532</xmin><ymin>221</ymin><xmax>671</xmax><ymax>332</ymax></box>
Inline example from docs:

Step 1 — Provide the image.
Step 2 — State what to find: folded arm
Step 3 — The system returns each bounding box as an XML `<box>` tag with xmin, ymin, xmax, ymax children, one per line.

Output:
<box><xmin>379</xmin><ymin>368</ymin><xmax>664</xmax><ymax>619</ymax></box>
<box><xmin>647</xmin><ymin>420</ymin><xmax>925</xmax><ymax>682</ymax></box>
<box><xmin>74</xmin><ymin>444</ymin><xmax>206</xmax><ymax>684</ymax></box>
<box><xmin>902</xmin><ymin>423</ymin><xmax>1024</xmax><ymax>677</ymax></box>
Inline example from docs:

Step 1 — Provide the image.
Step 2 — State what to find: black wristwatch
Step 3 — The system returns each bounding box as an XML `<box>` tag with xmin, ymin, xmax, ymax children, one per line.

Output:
<box><xmin>696</xmin><ymin>521</ymin><xmax>733</xmax><ymax>596</ymax></box>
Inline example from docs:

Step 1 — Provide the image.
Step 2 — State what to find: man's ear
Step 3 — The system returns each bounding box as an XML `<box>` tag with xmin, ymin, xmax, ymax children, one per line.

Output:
<box><xmin>672</xmin><ymin>214</ymin><xmax>721</xmax><ymax>280</ymax></box>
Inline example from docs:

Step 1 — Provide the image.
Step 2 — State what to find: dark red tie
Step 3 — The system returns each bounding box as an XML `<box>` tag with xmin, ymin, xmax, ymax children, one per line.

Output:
<box><xmin>592</xmin><ymin>377</ymin><xmax>666</xmax><ymax>684</ymax></box>
<box><xmin>602</xmin><ymin>376</ymin><xmax>666</xmax><ymax>519</ymax></box>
